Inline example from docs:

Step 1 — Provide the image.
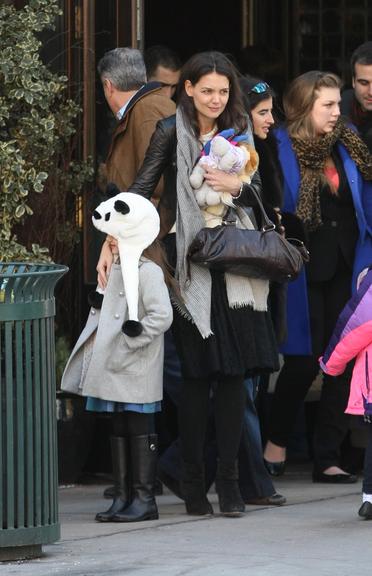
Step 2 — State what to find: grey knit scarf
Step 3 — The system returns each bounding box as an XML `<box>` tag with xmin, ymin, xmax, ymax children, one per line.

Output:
<box><xmin>175</xmin><ymin>108</ymin><xmax>269</xmax><ymax>339</ymax></box>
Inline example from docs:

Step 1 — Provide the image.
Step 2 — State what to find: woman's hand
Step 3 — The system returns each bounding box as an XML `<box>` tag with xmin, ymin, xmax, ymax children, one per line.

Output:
<box><xmin>96</xmin><ymin>236</ymin><xmax>117</xmax><ymax>290</ymax></box>
<box><xmin>203</xmin><ymin>167</ymin><xmax>241</xmax><ymax>196</ymax></box>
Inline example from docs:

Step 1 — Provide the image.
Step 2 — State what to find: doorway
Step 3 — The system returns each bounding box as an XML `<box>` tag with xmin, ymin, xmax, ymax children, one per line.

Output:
<box><xmin>144</xmin><ymin>0</ymin><xmax>243</xmax><ymax>65</ymax></box>
<box><xmin>143</xmin><ymin>0</ymin><xmax>288</xmax><ymax>95</ymax></box>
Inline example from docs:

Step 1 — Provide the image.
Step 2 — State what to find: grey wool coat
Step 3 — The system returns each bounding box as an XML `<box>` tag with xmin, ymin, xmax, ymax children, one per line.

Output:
<box><xmin>61</xmin><ymin>260</ymin><xmax>173</xmax><ymax>404</ymax></box>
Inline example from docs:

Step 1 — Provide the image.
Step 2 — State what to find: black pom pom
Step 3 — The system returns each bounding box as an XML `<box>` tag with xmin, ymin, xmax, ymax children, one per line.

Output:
<box><xmin>88</xmin><ymin>290</ymin><xmax>104</xmax><ymax>309</ymax></box>
<box><xmin>122</xmin><ymin>320</ymin><xmax>143</xmax><ymax>337</ymax></box>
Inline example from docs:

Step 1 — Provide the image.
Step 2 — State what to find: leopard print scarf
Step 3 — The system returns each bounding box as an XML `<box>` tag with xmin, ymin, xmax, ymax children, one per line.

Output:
<box><xmin>291</xmin><ymin>118</ymin><xmax>372</xmax><ymax>231</ymax></box>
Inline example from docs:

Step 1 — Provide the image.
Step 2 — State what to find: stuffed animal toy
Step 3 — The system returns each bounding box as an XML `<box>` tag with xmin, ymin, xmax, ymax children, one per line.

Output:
<box><xmin>189</xmin><ymin>129</ymin><xmax>259</xmax><ymax>207</ymax></box>
<box><xmin>89</xmin><ymin>183</ymin><xmax>160</xmax><ymax>337</ymax></box>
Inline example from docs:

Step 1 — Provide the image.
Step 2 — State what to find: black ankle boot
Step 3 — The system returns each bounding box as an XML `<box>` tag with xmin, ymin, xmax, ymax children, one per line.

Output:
<box><xmin>184</xmin><ymin>487</ymin><xmax>213</xmax><ymax>516</ymax></box>
<box><xmin>96</xmin><ymin>437</ymin><xmax>130</xmax><ymax>522</ymax></box>
<box><xmin>216</xmin><ymin>460</ymin><xmax>245</xmax><ymax>518</ymax></box>
<box><xmin>182</xmin><ymin>463</ymin><xmax>213</xmax><ymax>516</ymax></box>
<box><xmin>112</xmin><ymin>434</ymin><xmax>159</xmax><ymax>523</ymax></box>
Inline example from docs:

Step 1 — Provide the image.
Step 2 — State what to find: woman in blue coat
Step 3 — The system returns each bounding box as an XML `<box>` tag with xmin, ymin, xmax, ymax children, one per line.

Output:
<box><xmin>263</xmin><ymin>71</ymin><xmax>372</xmax><ymax>482</ymax></box>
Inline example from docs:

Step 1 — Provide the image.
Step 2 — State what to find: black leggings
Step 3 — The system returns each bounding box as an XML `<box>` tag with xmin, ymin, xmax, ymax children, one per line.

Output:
<box><xmin>178</xmin><ymin>376</ymin><xmax>246</xmax><ymax>469</ymax></box>
<box><xmin>268</xmin><ymin>355</ymin><xmax>352</xmax><ymax>469</ymax></box>
<box><xmin>267</xmin><ymin>261</ymin><xmax>353</xmax><ymax>471</ymax></box>
<box><xmin>112</xmin><ymin>411</ymin><xmax>155</xmax><ymax>437</ymax></box>
<box><xmin>363</xmin><ymin>424</ymin><xmax>372</xmax><ymax>494</ymax></box>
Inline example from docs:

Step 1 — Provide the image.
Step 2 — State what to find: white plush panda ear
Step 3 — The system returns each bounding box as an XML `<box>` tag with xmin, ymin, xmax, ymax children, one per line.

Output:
<box><xmin>114</xmin><ymin>200</ymin><xmax>130</xmax><ymax>215</ymax></box>
<box><xmin>106</xmin><ymin>182</ymin><xmax>121</xmax><ymax>198</ymax></box>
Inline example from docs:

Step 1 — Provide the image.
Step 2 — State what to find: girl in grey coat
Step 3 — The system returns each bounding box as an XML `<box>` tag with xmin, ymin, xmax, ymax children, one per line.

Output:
<box><xmin>62</xmin><ymin>238</ymin><xmax>173</xmax><ymax>523</ymax></box>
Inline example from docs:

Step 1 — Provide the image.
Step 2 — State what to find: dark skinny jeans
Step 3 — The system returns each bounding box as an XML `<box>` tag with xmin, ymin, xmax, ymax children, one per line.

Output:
<box><xmin>363</xmin><ymin>423</ymin><xmax>372</xmax><ymax>494</ymax></box>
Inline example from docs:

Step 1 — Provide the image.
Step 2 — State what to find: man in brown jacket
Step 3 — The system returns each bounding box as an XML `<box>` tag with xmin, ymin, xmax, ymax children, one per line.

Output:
<box><xmin>97</xmin><ymin>47</ymin><xmax>175</xmax><ymax>200</ymax></box>
<box><xmin>96</xmin><ymin>47</ymin><xmax>175</xmax><ymax>288</ymax></box>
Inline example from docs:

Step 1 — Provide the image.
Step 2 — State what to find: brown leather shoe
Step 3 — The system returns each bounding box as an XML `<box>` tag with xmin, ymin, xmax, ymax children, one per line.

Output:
<box><xmin>244</xmin><ymin>493</ymin><xmax>286</xmax><ymax>506</ymax></box>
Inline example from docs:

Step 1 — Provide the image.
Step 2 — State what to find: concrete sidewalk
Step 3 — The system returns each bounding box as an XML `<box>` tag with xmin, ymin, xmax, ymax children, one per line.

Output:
<box><xmin>1</xmin><ymin>465</ymin><xmax>370</xmax><ymax>576</ymax></box>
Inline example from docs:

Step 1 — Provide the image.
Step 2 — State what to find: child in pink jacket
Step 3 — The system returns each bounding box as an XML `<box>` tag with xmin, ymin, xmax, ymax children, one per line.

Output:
<box><xmin>320</xmin><ymin>266</ymin><xmax>372</xmax><ymax>520</ymax></box>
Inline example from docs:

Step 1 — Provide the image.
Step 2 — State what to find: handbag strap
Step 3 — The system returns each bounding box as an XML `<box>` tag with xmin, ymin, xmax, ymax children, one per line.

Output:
<box><xmin>223</xmin><ymin>186</ymin><xmax>276</xmax><ymax>232</ymax></box>
<box><xmin>223</xmin><ymin>208</ymin><xmax>238</xmax><ymax>226</ymax></box>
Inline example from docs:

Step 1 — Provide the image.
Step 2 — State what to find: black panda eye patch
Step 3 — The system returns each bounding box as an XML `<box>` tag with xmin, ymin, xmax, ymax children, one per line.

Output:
<box><xmin>105</xmin><ymin>212</ymin><xmax>111</xmax><ymax>221</ymax></box>
<box><xmin>93</xmin><ymin>210</ymin><xmax>102</xmax><ymax>219</ymax></box>
<box><xmin>114</xmin><ymin>200</ymin><xmax>130</xmax><ymax>215</ymax></box>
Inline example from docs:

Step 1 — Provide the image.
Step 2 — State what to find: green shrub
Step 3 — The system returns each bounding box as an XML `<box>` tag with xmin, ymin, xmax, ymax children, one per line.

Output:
<box><xmin>0</xmin><ymin>0</ymin><xmax>93</xmax><ymax>262</ymax></box>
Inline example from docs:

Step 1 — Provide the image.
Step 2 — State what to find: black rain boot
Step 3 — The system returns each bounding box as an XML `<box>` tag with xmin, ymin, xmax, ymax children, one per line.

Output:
<box><xmin>216</xmin><ymin>460</ymin><xmax>245</xmax><ymax>518</ymax></box>
<box><xmin>182</xmin><ymin>463</ymin><xmax>214</xmax><ymax>516</ymax></box>
<box><xmin>112</xmin><ymin>434</ymin><xmax>159</xmax><ymax>522</ymax></box>
<box><xmin>96</xmin><ymin>437</ymin><xmax>130</xmax><ymax>522</ymax></box>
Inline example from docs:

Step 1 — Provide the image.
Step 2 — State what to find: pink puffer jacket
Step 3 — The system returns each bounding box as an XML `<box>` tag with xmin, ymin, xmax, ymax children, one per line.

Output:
<box><xmin>320</xmin><ymin>269</ymin><xmax>372</xmax><ymax>417</ymax></box>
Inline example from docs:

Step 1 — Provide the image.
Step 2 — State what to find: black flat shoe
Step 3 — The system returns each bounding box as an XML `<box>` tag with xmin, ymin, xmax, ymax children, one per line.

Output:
<box><xmin>358</xmin><ymin>501</ymin><xmax>372</xmax><ymax>519</ymax></box>
<box><xmin>245</xmin><ymin>493</ymin><xmax>286</xmax><ymax>506</ymax></box>
<box><xmin>312</xmin><ymin>471</ymin><xmax>358</xmax><ymax>484</ymax></box>
<box><xmin>263</xmin><ymin>458</ymin><xmax>286</xmax><ymax>477</ymax></box>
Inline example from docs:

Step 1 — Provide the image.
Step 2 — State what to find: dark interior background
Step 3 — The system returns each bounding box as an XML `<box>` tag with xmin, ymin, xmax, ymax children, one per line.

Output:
<box><xmin>144</xmin><ymin>0</ymin><xmax>243</xmax><ymax>64</ymax></box>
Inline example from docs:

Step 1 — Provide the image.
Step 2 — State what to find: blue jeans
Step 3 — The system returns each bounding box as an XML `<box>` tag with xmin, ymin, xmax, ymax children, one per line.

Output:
<box><xmin>238</xmin><ymin>377</ymin><xmax>276</xmax><ymax>500</ymax></box>
<box><xmin>158</xmin><ymin>330</ymin><xmax>216</xmax><ymax>488</ymax></box>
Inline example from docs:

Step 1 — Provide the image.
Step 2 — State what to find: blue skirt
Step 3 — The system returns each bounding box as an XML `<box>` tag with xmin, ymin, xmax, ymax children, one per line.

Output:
<box><xmin>86</xmin><ymin>397</ymin><xmax>161</xmax><ymax>414</ymax></box>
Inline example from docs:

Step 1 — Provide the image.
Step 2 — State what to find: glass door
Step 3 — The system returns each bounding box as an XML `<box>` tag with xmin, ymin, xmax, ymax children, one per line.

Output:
<box><xmin>293</xmin><ymin>0</ymin><xmax>372</xmax><ymax>81</ymax></box>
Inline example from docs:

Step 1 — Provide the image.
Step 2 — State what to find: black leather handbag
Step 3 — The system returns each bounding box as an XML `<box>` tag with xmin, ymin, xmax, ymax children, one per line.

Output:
<box><xmin>188</xmin><ymin>189</ymin><xmax>309</xmax><ymax>283</ymax></box>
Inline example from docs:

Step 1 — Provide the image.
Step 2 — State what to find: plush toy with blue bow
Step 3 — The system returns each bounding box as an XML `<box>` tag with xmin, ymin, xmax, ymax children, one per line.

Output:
<box><xmin>189</xmin><ymin>129</ymin><xmax>259</xmax><ymax>207</ymax></box>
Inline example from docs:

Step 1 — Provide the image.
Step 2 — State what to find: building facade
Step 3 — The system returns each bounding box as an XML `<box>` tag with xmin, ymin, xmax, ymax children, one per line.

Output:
<box><xmin>4</xmin><ymin>0</ymin><xmax>372</xmax><ymax>478</ymax></box>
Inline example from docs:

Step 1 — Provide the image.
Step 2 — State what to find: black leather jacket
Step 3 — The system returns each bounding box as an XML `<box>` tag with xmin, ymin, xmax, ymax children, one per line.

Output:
<box><xmin>128</xmin><ymin>114</ymin><xmax>263</xmax><ymax>238</ymax></box>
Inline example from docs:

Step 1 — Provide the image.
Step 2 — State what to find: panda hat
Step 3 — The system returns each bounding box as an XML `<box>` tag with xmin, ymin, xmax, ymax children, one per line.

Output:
<box><xmin>92</xmin><ymin>183</ymin><xmax>160</xmax><ymax>337</ymax></box>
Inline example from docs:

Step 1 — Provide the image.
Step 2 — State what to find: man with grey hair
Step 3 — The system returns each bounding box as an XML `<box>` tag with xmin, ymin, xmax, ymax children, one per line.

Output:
<box><xmin>97</xmin><ymin>47</ymin><xmax>175</xmax><ymax>194</ymax></box>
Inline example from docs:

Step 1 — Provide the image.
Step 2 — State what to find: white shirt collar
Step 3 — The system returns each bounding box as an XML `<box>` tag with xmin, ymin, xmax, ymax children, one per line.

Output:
<box><xmin>116</xmin><ymin>86</ymin><xmax>144</xmax><ymax>120</ymax></box>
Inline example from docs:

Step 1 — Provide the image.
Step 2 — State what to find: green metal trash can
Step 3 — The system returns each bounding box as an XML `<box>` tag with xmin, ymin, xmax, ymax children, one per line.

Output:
<box><xmin>0</xmin><ymin>262</ymin><xmax>68</xmax><ymax>561</ymax></box>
